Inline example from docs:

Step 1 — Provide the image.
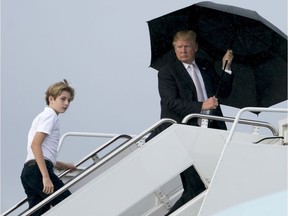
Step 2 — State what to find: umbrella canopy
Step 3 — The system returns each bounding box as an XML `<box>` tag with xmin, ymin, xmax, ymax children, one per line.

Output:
<box><xmin>147</xmin><ymin>1</ymin><xmax>287</xmax><ymax>109</ymax></box>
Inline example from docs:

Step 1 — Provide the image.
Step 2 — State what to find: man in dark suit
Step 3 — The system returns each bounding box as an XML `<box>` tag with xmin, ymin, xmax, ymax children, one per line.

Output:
<box><xmin>147</xmin><ymin>30</ymin><xmax>234</xmax><ymax>215</ymax></box>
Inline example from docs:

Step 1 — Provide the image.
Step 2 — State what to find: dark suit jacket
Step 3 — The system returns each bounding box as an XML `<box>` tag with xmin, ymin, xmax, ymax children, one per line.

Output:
<box><xmin>158</xmin><ymin>57</ymin><xmax>234</xmax><ymax>130</ymax></box>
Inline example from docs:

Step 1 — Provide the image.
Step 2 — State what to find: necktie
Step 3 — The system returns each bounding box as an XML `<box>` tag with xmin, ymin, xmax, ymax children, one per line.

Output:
<box><xmin>188</xmin><ymin>64</ymin><xmax>209</xmax><ymax>126</ymax></box>
<box><xmin>188</xmin><ymin>64</ymin><xmax>205</xmax><ymax>102</ymax></box>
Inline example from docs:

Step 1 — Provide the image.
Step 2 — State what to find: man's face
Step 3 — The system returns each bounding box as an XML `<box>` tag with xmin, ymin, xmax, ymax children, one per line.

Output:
<box><xmin>174</xmin><ymin>38</ymin><xmax>198</xmax><ymax>64</ymax></box>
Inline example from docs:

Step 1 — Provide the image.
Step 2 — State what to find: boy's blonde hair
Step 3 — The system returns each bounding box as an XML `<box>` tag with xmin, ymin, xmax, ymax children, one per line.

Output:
<box><xmin>45</xmin><ymin>79</ymin><xmax>75</xmax><ymax>105</ymax></box>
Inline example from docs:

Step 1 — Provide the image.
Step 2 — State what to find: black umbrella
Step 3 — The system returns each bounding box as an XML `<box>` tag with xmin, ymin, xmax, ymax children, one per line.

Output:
<box><xmin>147</xmin><ymin>1</ymin><xmax>287</xmax><ymax>109</ymax></box>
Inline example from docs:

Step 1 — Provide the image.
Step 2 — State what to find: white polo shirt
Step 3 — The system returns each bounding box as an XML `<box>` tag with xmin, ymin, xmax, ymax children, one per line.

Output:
<box><xmin>25</xmin><ymin>107</ymin><xmax>60</xmax><ymax>165</ymax></box>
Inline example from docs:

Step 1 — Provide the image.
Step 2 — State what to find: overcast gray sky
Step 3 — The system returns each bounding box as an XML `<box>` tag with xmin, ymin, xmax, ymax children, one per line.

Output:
<box><xmin>1</xmin><ymin>0</ymin><xmax>287</xmax><ymax>213</ymax></box>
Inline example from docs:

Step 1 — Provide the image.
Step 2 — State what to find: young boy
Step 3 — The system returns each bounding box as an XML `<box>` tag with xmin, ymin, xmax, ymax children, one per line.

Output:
<box><xmin>21</xmin><ymin>79</ymin><xmax>76</xmax><ymax>215</ymax></box>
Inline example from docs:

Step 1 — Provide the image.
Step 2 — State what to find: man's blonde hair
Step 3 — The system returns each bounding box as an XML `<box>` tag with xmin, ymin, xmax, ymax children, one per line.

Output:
<box><xmin>172</xmin><ymin>30</ymin><xmax>197</xmax><ymax>47</ymax></box>
<box><xmin>45</xmin><ymin>79</ymin><xmax>75</xmax><ymax>105</ymax></box>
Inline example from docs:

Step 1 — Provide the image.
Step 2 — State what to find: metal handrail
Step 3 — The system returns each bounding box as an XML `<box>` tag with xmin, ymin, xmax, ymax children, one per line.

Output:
<box><xmin>1</xmin><ymin>134</ymin><xmax>132</xmax><ymax>216</ymax></box>
<box><xmin>57</xmin><ymin>132</ymin><xmax>122</xmax><ymax>153</ymax></box>
<box><xmin>57</xmin><ymin>134</ymin><xmax>132</xmax><ymax>178</ymax></box>
<box><xmin>16</xmin><ymin>118</ymin><xmax>177</xmax><ymax>216</ymax></box>
<box><xmin>181</xmin><ymin>113</ymin><xmax>278</xmax><ymax>135</ymax></box>
<box><xmin>203</xmin><ymin>107</ymin><xmax>288</xmax><ymax>214</ymax></box>
<box><xmin>225</xmin><ymin>107</ymin><xmax>287</xmax><ymax>144</ymax></box>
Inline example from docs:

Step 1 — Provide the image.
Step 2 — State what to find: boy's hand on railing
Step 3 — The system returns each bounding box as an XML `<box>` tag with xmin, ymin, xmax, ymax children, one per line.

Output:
<box><xmin>55</xmin><ymin>161</ymin><xmax>77</xmax><ymax>172</ymax></box>
<box><xmin>66</xmin><ymin>163</ymin><xmax>77</xmax><ymax>172</ymax></box>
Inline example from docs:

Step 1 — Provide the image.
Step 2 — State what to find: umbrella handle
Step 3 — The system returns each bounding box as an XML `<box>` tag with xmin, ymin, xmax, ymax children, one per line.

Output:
<box><xmin>215</xmin><ymin>60</ymin><xmax>228</xmax><ymax>97</ymax></box>
<box><xmin>210</xmin><ymin>60</ymin><xmax>228</xmax><ymax>123</ymax></box>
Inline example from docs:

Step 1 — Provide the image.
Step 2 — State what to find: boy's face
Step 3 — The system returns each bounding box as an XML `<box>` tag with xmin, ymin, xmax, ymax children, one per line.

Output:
<box><xmin>49</xmin><ymin>91</ymin><xmax>73</xmax><ymax>114</ymax></box>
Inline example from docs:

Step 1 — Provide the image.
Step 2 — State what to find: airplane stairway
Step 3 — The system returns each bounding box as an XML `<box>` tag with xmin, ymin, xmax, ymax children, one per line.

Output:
<box><xmin>1</xmin><ymin>107</ymin><xmax>287</xmax><ymax>216</ymax></box>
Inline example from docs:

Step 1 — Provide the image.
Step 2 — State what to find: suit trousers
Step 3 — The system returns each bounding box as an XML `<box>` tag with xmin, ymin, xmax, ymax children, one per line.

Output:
<box><xmin>165</xmin><ymin>165</ymin><xmax>206</xmax><ymax>215</ymax></box>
